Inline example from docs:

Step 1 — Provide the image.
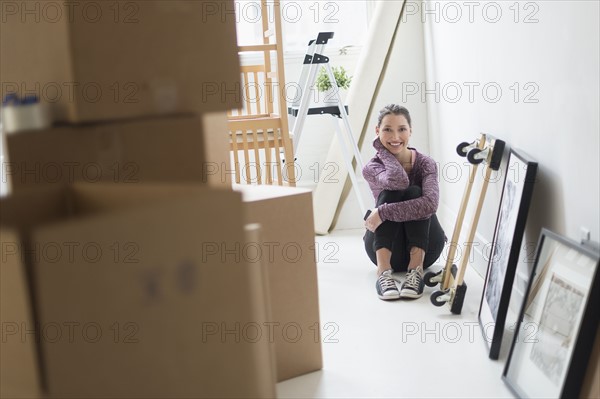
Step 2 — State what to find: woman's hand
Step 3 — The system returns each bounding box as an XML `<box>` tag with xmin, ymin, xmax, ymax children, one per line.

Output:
<box><xmin>365</xmin><ymin>208</ymin><xmax>383</xmax><ymax>232</ymax></box>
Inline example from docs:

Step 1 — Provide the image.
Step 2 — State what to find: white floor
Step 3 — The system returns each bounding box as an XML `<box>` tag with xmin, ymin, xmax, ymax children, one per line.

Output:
<box><xmin>277</xmin><ymin>229</ymin><xmax>515</xmax><ymax>398</ymax></box>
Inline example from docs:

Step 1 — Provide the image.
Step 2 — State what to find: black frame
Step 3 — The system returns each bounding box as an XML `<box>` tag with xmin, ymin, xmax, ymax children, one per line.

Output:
<box><xmin>502</xmin><ymin>229</ymin><xmax>600</xmax><ymax>398</ymax></box>
<box><xmin>478</xmin><ymin>148</ymin><xmax>538</xmax><ymax>359</ymax></box>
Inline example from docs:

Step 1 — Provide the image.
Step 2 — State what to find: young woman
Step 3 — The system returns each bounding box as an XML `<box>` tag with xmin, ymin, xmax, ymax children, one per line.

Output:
<box><xmin>363</xmin><ymin>104</ymin><xmax>445</xmax><ymax>300</ymax></box>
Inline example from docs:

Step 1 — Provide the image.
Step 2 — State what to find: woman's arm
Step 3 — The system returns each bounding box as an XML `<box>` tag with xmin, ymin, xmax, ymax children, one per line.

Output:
<box><xmin>378</xmin><ymin>157</ymin><xmax>439</xmax><ymax>222</ymax></box>
<box><xmin>362</xmin><ymin>138</ymin><xmax>409</xmax><ymax>191</ymax></box>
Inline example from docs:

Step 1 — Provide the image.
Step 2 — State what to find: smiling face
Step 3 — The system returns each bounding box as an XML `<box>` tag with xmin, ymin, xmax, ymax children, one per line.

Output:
<box><xmin>376</xmin><ymin>114</ymin><xmax>412</xmax><ymax>158</ymax></box>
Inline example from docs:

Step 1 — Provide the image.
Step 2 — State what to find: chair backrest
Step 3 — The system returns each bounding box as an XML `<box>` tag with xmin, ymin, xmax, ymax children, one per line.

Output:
<box><xmin>228</xmin><ymin>65</ymin><xmax>272</xmax><ymax>120</ymax></box>
<box><xmin>226</xmin><ymin>1</ymin><xmax>296</xmax><ymax>187</ymax></box>
<box><xmin>228</xmin><ymin>65</ymin><xmax>291</xmax><ymax>186</ymax></box>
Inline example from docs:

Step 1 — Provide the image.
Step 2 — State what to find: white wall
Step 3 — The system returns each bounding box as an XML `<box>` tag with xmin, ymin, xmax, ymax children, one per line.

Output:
<box><xmin>420</xmin><ymin>0</ymin><xmax>600</xmax><ymax>275</ymax></box>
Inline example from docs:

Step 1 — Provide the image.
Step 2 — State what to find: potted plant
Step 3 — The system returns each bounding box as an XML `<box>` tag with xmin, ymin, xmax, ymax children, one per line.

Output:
<box><xmin>315</xmin><ymin>66</ymin><xmax>352</xmax><ymax>105</ymax></box>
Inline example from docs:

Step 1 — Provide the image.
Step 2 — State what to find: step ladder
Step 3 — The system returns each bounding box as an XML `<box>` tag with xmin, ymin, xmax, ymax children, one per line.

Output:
<box><xmin>288</xmin><ymin>32</ymin><xmax>368</xmax><ymax>215</ymax></box>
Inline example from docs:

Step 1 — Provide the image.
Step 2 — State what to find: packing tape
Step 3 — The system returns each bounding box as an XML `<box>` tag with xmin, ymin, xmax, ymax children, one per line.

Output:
<box><xmin>1</xmin><ymin>103</ymin><xmax>52</xmax><ymax>134</ymax></box>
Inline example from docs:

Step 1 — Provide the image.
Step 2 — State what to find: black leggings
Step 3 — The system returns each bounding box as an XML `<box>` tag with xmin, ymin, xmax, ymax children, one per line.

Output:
<box><xmin>363</xmin><ymin>186</ymin><xmax>446</xmax><ymax>272</ymax></box>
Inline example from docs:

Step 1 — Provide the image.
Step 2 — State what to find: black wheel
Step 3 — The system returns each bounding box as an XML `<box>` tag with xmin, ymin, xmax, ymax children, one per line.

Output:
<box><xmin>456</xmin><ymin>142</ymin><xmax>470</xmax><ymax>157</ymax></box>
<box><xmin>430</xmin><ymin>290</ymin><xmax>447</xmax><ymax>307</ymax></box>
<box><xmin>467</xmin><ymin>148</ymin><xmax>484</xmax><ymax>164</ymax></box>
<box><xmin>424</xmin><ymin>271</ymin><xmax>440</xmax><ymax>287</ymax></box>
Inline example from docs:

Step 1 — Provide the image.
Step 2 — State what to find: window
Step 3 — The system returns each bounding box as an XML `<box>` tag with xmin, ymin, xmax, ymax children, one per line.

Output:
<box><xmin>234</xmin><ymin>0</ymin><xmax>369</xmax><ymax>54</ymax></box>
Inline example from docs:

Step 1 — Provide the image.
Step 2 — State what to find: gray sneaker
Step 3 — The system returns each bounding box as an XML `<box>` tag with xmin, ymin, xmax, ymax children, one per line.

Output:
<box><xmin>400</xmin><ymin>266</ymin><xmax>424</xmax><ymax>299</ymax></box>
<box><xmin>376</xmin><ymin>270</ymin><xmax>400</xmax><ymax>300</ymax></box>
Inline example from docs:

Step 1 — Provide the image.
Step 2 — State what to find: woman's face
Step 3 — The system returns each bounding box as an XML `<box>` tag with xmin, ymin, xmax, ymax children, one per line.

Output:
<box><xmin>376</xmin><ymin>114</ymin><xmax>412</xmax><ymax>157</ymax></box>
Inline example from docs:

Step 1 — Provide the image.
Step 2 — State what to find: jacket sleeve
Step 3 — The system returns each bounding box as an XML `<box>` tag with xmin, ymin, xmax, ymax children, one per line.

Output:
<box><xmin>378</xmin><ymin>157</ymin><xmax>440</xmax><ymax>222</ymax></box>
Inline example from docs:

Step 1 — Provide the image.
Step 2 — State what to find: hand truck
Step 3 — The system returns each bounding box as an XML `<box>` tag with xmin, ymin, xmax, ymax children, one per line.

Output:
<box><xmin>423</xmin><ymin>133</ymin><xmax>505</xmax><ymax>314</ymax></box>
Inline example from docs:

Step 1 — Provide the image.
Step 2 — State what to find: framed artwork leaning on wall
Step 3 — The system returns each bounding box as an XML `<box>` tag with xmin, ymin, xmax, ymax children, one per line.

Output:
<box><xmin>502</xmin><ymin>228</ymin><xmax>599</xmax><ymax>398</ymax></box>
<box><xmin>478</xmin><ymin>148</ymin><xmax>538</xmax><ymax>359</ymax></box>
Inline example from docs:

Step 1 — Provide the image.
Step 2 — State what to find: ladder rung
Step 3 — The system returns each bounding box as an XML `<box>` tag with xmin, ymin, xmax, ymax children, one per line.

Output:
<box><xmin>238</xmin><ymin>44</ymin><xmax>277</xmax><ymax>52</ymax></box>
<box><xmin>264</xmin><ymin>29</ymin><xmax>274</xmax><ymax>38</ymax></box>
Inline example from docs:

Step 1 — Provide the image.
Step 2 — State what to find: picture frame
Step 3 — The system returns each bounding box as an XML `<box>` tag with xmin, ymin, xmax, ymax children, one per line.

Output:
<box><xmin>502</xmin><ymin>229</ymin><xmax>600</xmax><ymax>398</ymax></box>
<box><xmin>478</xmin><ymin>149</ymin><xmax>538</xmax><ymax>359</ymax></box>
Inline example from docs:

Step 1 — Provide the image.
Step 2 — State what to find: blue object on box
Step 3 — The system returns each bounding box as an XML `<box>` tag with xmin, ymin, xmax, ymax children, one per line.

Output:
<box><xmin>2</xmin><ymin>93</ymin><xmax>39</xmax><ymax>106</ymax></box>
<box><xmin>1</xmin><ymin>92</ymin><xmax>51</xmax><ymax>133</ymax></box>
<box><xmin>21</xmin><ymin>95</ymin><xmax>39</xmax><ymax>105</ymax></box>
<box><xmin>2</xmin><ymin>93</ymin><xmax>19</xmax><ymax>106</ymax></box>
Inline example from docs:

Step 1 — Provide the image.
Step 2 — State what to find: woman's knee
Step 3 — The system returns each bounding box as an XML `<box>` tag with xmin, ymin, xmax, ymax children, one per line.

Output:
<box><xmin>377</xmin><ymin>186</ymin><xmax>422</xmax><ymax>205</ymax></box>
<box><xmin>404</xmin><ymin>185</ymin><xmax>422</xmax><ymax>200</ymax></box>
<box><xmin>376</xmin><ymin>190</ymin><xmax>397</xmax><ymax>205</ymax></box>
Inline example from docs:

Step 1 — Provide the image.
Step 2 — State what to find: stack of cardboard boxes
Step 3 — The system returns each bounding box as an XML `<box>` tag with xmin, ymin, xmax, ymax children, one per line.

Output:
<box><xmin>1</xmin><ymin>0</ymin><xmax>238</xmax><ymax>187</ymax></box>
<box><xmin>1</xmin><ymin>1</ymin><xmax>322</xmax><ymax>397</ymax></box>
<box><xmin>1</xmin><ymin>184</ymin><xmax>276</xmax><ymax>398</ymax></box>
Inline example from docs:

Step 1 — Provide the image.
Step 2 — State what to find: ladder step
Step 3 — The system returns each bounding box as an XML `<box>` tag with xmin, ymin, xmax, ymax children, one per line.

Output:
<box><xmin>288</xmin><ymin>105</ymin><xmax>349</xmax><ymax>118</ymax></box>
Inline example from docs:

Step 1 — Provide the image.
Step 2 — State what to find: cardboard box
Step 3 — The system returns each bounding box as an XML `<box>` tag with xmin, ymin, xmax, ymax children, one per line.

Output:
<box><xmin>0</xmin><ymin>229</ymin><xmax>43</xmax><ymax>398</ymax></box>
<box><xmin>0</xmin><ymin>1</ymin><xmax>241</xmax><ymax>122</ymax></box>
<box><xmin>5</xmin><ymin>114</ymin><xmax>231</xmax><ymax>192</ymax></box>
<box><xmin>201</xmin><ymin>111</ymin><xmax>233</xmax><ymax>187</ymax></box>
<box><xmin>234</xmin><ymin>184</ymin><xmax>323</xmax><ymax>381</ymax></box>
<box><xmin>0</xmin><ymin>183</ymin><xmax>275</xmax><ymax>398</ymax></box>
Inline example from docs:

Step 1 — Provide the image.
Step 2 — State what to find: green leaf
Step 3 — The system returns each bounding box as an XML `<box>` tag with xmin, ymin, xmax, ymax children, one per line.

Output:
<box><xmin>315</xmin><ymin>66</ymin><xmax>352</xmax><ymax>92</ymax></box>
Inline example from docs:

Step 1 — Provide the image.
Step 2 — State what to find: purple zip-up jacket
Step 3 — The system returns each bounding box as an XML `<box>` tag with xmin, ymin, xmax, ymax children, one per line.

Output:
<box><xmin>362</xmin><ymin>141</ymin><xmax>440</xmax><ymax>223</ymax></box>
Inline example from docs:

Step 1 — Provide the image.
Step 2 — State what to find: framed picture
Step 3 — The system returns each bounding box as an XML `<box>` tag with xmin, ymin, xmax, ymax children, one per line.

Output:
<box><xmin>502</xmin><ymin>229</ymin><xmax>600</xmax><ymax>398</ymax></box>
<box><xmin>478</xmin><ymin>149</ymin><xmax>538</xmax><ymax>359</ymax></box>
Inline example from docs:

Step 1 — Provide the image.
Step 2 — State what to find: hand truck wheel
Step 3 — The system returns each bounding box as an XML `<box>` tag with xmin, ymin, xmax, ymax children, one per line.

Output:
<box><xmin>430</xmin><ymin>290</ymin><xmax>448</xmax><ymax>307</ymax></box>
<box><xmin>456</xmin><ymin>142</ymin><xmax>470</xmax><ymax>157</ymax></box>
<box><xmin>467</xmin><ymin>148</ymin><xmax>484</xmax><ymax>164</ymax></box>
<box><xmin>424</xmin><ymin>270</ymin><xmax>442</xmax><ymax>287</ymax></box>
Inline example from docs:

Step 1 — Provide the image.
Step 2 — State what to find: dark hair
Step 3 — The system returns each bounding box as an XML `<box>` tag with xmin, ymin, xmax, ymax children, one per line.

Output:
<box><xmin>377</xmin><ymin>104</ymin><xmax>411</xmax><ymax>128</ymax></box>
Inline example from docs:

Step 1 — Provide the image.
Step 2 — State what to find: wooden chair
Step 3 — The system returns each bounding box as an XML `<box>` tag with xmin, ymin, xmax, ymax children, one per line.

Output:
<box><xmin>228</xmin><ymin>1</ymin><xmax>296</xmax><ymax>186</ymax></box>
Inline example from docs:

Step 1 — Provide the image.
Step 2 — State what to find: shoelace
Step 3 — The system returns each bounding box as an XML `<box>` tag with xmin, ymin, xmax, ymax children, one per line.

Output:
<box><xmin>403</xmin><ymin>269</ymin><xmax>422</xmax><ymax>290</ymax></box>
<box><xmin>378</xmin><ymin>273</ymin><xmax>397</xmax><ymax>291</ymax></box>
